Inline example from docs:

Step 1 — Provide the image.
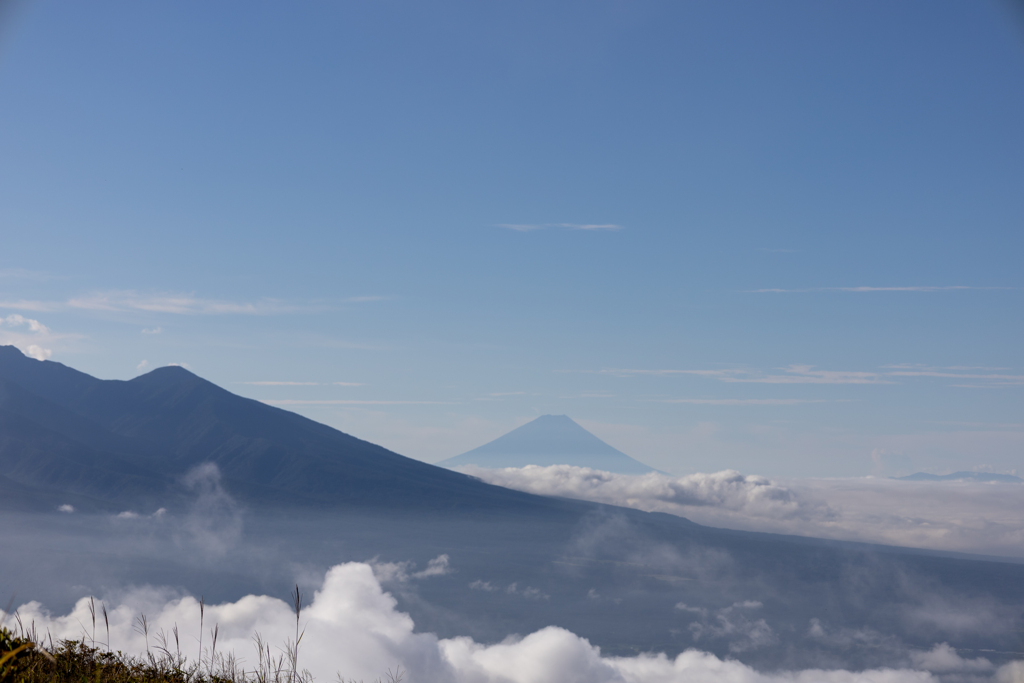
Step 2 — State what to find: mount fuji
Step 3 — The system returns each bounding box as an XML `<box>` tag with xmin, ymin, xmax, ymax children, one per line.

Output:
<box><xmin>437</xmin><ymin>414</ymin><xmax>658</xmax><ymax>474</ymax></box>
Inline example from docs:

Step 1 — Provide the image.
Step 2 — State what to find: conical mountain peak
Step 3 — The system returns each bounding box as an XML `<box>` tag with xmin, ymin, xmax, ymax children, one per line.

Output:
<box><xmin>437</xmin><ymin>414</ymin><xmax>656</xmax><ymax>474</ymax></box>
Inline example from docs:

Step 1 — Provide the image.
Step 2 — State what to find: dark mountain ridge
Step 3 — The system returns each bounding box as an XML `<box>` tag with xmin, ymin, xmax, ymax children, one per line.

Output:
<box><xmin>0</xmin><ymin>346</ymin><xmax>572</xmax><ymax>513</ymax></box>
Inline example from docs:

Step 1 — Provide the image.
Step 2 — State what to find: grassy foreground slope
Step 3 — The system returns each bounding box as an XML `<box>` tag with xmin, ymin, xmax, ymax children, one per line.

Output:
<box><xmin>0</xmin><ymin>627</ymin><xmax>397</xmax><ymax>683</ymax></box>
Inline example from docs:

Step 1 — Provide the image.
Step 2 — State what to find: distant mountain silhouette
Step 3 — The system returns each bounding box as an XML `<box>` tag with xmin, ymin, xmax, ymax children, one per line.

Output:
<box><xmin>0</xmin><ymin>345</ymin><xmax>580</xmax><ymax>513</ymax></box>
<box><xmin>895</xmin><ymin>471</ymin><xmax>1022</xmax><ymax>483</ymax></box>
<box><xmin>437</xmin><ymin>414</ymin><xmax>657</xmax><ymax>474</ymax></box>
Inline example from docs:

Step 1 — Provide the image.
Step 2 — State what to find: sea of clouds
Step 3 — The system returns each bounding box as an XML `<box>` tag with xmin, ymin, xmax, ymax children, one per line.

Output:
<box><xmin>5</xmin><ymin>560</ymin><xmax>1022</xmax><ymax>683</ymax></box>
<box><xmin>460</xmin><ymin>466</ymin><xmax>1024</xmax><ymax>558</ymax></box>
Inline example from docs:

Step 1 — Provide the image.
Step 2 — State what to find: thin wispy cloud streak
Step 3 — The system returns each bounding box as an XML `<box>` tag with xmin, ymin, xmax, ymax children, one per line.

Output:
<box><xmin>0</xmin><ymin>268</ymin><xmax>54</xmax><ymax>281</ymax></box>
<box><xmin>600</xmin><ymin>365</ymin><xmax>888</xmax><ymax>384</ymax></box>
<box><xmin>0</xmin><ymin>299</ymin><xmax>63</xmax><ymax>312</ymax></box>
<box><xmin>0</xmin><ymin>291</ymin><xmax>385</xmax><ymax>315</ymax></box>
<box><xmin>660</xmin><ymin>398</ymin><xmax>828</xmax><ymax>405</ymax></box>
<box><xmin>596</xmin><ymin>364</ymin><xmax>1022</xmax><ymax>387</ymax></box>
<box><xmin>884</xmin><ymin>365</ymin><xmax>1013</xmax><ymax>371</ymax></box>
<box><xmin>594</xmin><ymin>368</ymin><xmax>739</xmax><ymax>377</ymax></box>
<box><xmin>261</xmin><ymin>399</ymin><xmax>454</xmax><ymax>406</ymax></box>
<box><xmin>557</xmin><ymin>223</ymin><xmax>622</xmax><ymax>230</ymax></box>
<box><xmin>0</xmin><ymin>292</ymin><xmax>302</xmax><ymax>315</ymax></box>
<box><xmin>750</xmin><ymin>286</ymin><xmax>1012</xmax><ymax>293</ymax></box>
<box><xmin>885</xmin><ymin>370</ymin><xmax>1024</xmax><ymax>382</ymax></box>
<box><xmin>68</xmin><ymin>292</ymin><xmax>301</xmax><ymax>315</ymax></box>
<box><xmin>719</xmin><ymin>365</ymin><xmax>889</xmax><ymax>385</ymax></box>
<box><xmin>496</xmin><ymin>223</ymin><xmax>623</xmax><ymax>231</ymax></box>
<box><xmin>238</xmin><ymin>380</ymin><xmax>365</xmax><ymax>386</ymax></box>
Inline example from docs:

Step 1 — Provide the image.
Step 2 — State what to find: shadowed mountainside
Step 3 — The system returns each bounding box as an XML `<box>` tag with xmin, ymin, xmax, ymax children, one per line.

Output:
<box><xmin>0</xmin><ymin>346</ymin><xmax>574</xmax><ymax>513</ymax></box>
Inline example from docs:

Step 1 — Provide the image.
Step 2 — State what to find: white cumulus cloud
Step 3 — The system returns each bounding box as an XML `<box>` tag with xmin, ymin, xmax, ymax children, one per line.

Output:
<box><xmin>464</xmin><ymin>465</ymin><xmax>832</xmax><ymax>522</ymax></box>
<box><xmin>0</xmin><ymin>313</ymin><xmax>59</xmax><ymax>359</ymax></box>
<box><xmin>909</xmin><ymin>643</ymin><xmax>993</xmax><ymax>674</ymax></box>
<box><xmin>7</xmin><ymin>561</ymin><xmax>1013</xmax><ymax>683</ymax></box>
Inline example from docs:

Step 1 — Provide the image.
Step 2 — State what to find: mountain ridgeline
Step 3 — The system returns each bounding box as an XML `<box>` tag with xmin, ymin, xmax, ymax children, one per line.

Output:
<box><xmin>0</xmin><ymin>345</ymin><xmax>572</xmax><ymax>513</ymax></box>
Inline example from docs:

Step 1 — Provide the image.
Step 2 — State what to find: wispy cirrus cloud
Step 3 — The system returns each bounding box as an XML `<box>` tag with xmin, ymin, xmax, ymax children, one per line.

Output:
<box><xmin>0</xmin><ymin>299</ymin><xmax>63</xmax><ymax>312</ymax></box>
<box><xmin>595</xmin><ymin>368</ymin><xmax>741</xmax><ymax>378</ymax></box>
<box><xmin>890</xmin><ymin>371</ymin><xmax>1024</xmax><ymax>381</ymax></box>
<box><xmin>558</xmin><ymin>223</ymin><xmax>621</xmax><ymax>230</ymax></box>
<box><xmin>239</xmin><ymin>380</ymin><xmax>365</xmax><ymax>387</ymax></box>
<box><xmin>67</xmin><ymin>292</ymin><xmax>297</xmax><ymax>314</ymax></box>
<box><xmin>597</xmin><ymin>366</ymin><xmax>886</xmax><ymax>384</ymax></box>
<box><xmin>660</xmin><ymin>398</ymin><xmax>829</xmax><ymax>405</ymax></box>
<box><xmin>0</xmin><ymin>291</ymin><xmax>303</xmax><ymax>315</ymax></box>
<box><xmin>0</xmin><ymin>268</ymin><xmax>56</xmax><ymax>281</ymax></box>
<box><xmin>597</xmin><ymin>364</ymin><xmax>1022</xmax><ymax>387</ymax></box>
<box><xmin>262</xmin><ymin>399</ymin><xmax>453</xmax><ymax>406</ymax></box>
<box><xmin>881</xmin><ymin>365</ymin><xmax>1024</xmax><ymax>386</ymax></box>
<box><xmin>0</xmin><ymin>291</ymin><xmax>365</xmax><ymax>315</ymax></box>
<box><xmin>750</xmin><ymin>286</ymin><xmax>1012</xmax><ymax>293</ymax></box>
<box><xmin>497</xmin><ymin>223</ymin><xmax>623</xmax><ymax>232</ymax></box>
<box><xmin>720</xmin><ymin>365</ymin><xmax>889</xmax><ymax>385</ymax></box>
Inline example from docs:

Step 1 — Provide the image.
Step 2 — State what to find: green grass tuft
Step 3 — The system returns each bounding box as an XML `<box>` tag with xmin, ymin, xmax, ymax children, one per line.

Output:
<box><xmin>1</xmin><ymin>620</ymin><xmax>402</xmax><ymax>683</ymax></box>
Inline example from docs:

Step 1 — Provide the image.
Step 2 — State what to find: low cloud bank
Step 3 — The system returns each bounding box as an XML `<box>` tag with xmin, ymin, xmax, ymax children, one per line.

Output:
<box><xmin>462</xmin><ymin>466</ymin><xmax>1024</xmax><ymax>558</ymax></box>
<box><xmin>6</xmin><ymin>561</ymin><xmax>1020</xmax><ymax>683</ymax></box>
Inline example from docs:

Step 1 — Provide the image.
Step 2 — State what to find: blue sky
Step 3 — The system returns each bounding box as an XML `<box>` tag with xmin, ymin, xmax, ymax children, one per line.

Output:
<box><xmin>1</xmin><ymin>0</ymin><xmax>1022</xmax><ymax>477</ymax></box>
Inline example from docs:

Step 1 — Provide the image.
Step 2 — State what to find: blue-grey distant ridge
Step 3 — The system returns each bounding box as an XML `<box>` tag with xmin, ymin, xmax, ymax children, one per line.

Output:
<box><xmin>437</xmin><ymin>414</ymin><xmax>658</xmax><ymax>474</ymax></box>
<box><xmin>895</xmin><ymin>471</ymin><xmax>1022</xmax><ymax>483</ymax></box>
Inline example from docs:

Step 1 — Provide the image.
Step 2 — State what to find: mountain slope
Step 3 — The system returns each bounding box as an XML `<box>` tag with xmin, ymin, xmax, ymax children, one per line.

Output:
<box><xmin>437</xmin><ymin>414</ymin><xmax>657</xmax><ymax>474</ymax></box>
<box><xmin>0</xmin><ymin>346</ymin><xmax>577</xmax><ymax>513</ymax></box>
